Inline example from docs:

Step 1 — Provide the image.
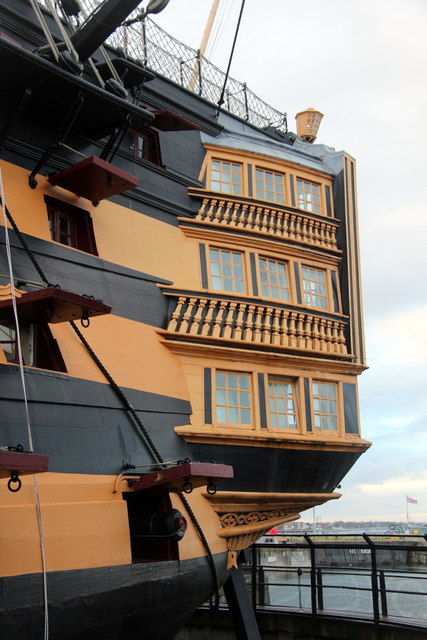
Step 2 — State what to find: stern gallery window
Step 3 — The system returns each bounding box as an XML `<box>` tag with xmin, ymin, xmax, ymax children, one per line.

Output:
<box><xmin>297</xmin><ymin>178</ymin><xmax>321</xmax><ymax>213</ymax></box>
<box><xmin>210</xmin><ymin>160</ymin><xmax>242</xmax><ymax>195</ymax></box>
<box><xmin>210</xmin><ymin>248</ymin><xmax>245</xmax><ymax>293</ymax></box>
<box><xmin>268</xmin><ymin>377</ymin><xmax>298</xmax><ymax>429</ymax></box>
<box><xmin>312</xmin><ymin>381</ymin><xmax>338</xmax><ymax>431</ymax></box>
<box><xmin>216</xmin><ymin>371</ymin><xmax>251</xmax><ymax>425</ymax></box>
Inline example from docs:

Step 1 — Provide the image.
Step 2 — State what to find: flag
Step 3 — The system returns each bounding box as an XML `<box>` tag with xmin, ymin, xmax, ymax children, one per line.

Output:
<box><xmin>406</xmin><ymin>495</ymin><xmax>418</xmax><ymax>504</ymax></box>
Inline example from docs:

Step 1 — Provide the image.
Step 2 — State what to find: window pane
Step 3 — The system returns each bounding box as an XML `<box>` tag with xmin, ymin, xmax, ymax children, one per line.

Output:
<box><xmin>216</xmin><ymin>389</ymin><xmax>226</xmax><ymax>404</ymax></box>
<box><xmin>258</xmin><ymin>257</ymin><xmax>289</xmax><ymax>301</ymax></box>
<box><xmin>241</xmin><ymin>409</ymin><xmax>251</xmax><ymax>424</ymax></box>
<box><xmin>216</xmin><ymin>372</ymin><xmax>252</xmax><ymax>426</ymax></box>
<box><xmin>210</xmin><ymin>248</ymin><xmax>245</xmax><ymax>293</ymax></box>
<box><xmin>255</xmin><ymin>167</ymin><xmax>286</xmax><ymax>204</ymax></box>
<box><xmin>229</xmin><ymin>407</ymin><xmax>239</xmax><ymax>423</ymax></box>
<box><xmin>216</xmin><ymin>372</ymin><xmax>226</xmax><ymax>387</ymax></box>
<box><xmin>312</xmin><ymin>381</ymin><xmax>338</xmax><ymax>432</ymax></box>
<box><xmin>268</xmin><ymin>377</ymin><xmax>298</xmax><ymax>430</ymax></box>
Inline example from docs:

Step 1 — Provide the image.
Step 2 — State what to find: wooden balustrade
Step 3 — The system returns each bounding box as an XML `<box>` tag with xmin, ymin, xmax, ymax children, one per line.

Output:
<box><xmin>166</xmin><ymin>295</ymin><xmax>348</xmax><ymax>355</ymax></box>
<box><xmin>193</xmin><ymin>197</ymin><xmax>339</xmax><ymax>251</ymax></box>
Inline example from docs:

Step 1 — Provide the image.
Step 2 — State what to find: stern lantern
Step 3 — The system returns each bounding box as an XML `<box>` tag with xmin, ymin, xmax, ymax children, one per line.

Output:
<box><xmin>295</xmin><ymin>108</ymin><xmax>324</xmax><ymax>143</ymax></box>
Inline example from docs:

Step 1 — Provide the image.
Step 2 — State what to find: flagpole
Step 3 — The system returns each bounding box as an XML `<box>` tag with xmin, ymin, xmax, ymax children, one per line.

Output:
<box><xmin>406</xmin><ymin>495</ymin><xmax>409</xmax><ymax>523</ymax></box>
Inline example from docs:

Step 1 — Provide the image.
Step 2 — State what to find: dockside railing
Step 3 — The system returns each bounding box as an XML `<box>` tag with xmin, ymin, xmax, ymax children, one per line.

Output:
<box><xmin>239</xmin><ymin>534</ymin><xmax>427</xmax><ymax>628</ymax></box>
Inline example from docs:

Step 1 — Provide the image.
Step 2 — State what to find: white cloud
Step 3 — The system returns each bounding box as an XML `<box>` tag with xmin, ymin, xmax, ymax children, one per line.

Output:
<box><xmin>366</xmin><ymin>306</ymin><xmax>427</xmax><ymax>367</ymax></box>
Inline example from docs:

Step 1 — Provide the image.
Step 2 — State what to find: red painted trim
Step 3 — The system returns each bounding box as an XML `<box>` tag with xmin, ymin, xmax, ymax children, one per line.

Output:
<box><xmin>0</xmin><ymin>450</ymin><xmax>49</xmax><ymax>478</ymax></box>
<box><xmin>0</xmin><ymin>287</ymin><xmax>111</xmax><ymax>324</ymax></box>
<box><xmin>132</xmin><ymin>462</ymin><xmax>234</xmax><ymax>492</ymax></box>
<box><xmin>48</xmin><ymin>156</ymin><xmax>139</xmax><ymax>201</ymax></box>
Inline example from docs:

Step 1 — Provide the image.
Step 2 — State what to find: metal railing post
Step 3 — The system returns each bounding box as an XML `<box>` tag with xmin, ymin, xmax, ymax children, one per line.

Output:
<box><xmin>378</xmin><ymin>570</ymin><xmax>388</xmax><ymax>617</ymax></box>
<box><xmin>242</xmin><ymin>82</ymin><xmax>249</xmax><ymax>120</ymax></box>
<box><xmin>251</xmin><ymin>544</ymin><xmax>258</xmax><ymax>611</ymax></box>
<box><xmin>363</xmin><ymin>534</ymin><xmax>380</xmax><ymax>625</ymax></box>
<box><xmin>304</xmin><ymin>534</ymin><xmax>317</xmax><ymax>617</ymax></box>
<box><xmin>316</xmin><ymin>567</ymin><xmax>324</xmax><ymax>610</ymax></box>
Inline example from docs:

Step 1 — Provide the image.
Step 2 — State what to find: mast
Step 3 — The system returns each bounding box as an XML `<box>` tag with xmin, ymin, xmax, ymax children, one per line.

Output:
<box><xmin>188</xmin><ymin>0</ymin><xmax>221</xmax><ymax>92</ymax></box>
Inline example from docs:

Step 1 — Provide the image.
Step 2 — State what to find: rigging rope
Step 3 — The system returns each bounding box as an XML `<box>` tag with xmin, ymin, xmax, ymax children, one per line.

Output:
<box><xmin>1</xmin><ymin>199</ymin><xmax>221</xmax><ymax>612</ymax></box>
<box><xmin>216</xmin><ymin>0</ymin><xmax>246</xmax><ymax>111</ymax></box>
<box><xmin>0</xmin><ymin>172</ymin><xmax>49</xmax><ymax>640</ymax></box>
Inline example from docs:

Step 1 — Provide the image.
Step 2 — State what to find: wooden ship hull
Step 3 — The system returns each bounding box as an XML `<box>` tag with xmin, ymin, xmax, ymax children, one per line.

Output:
<box><xmin>0</xmin><ymin>1</ymin><xmax>370</xmax><ymax>638</ymax></box>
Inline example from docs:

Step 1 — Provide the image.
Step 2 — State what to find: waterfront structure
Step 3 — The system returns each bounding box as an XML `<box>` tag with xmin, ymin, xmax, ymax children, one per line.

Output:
<box><xmin>0</xmin><ymin>1</ymin><xmax>370</xmax><ymax>638</ymax></box>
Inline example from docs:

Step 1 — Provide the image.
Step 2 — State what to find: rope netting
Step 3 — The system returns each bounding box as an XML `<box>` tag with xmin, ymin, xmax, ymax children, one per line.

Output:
<box><xmin>38</xmin><ymin>0</ymin><xmax>288</xmax><ymax>131</ymax></box>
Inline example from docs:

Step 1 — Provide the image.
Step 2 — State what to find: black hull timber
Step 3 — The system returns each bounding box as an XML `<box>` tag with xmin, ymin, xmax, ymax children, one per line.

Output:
<box><xmin>1</xmin><ymin>554</ymin><xmax>228</xmax><ymax>640</ymax></box>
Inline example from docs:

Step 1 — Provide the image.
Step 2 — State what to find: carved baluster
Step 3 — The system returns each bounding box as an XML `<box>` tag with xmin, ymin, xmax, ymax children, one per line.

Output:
<box><xmin>262</xmin><ymin>307</ymin><xmax>273</xmax><ymax>343</ymax></box>
<box><xmin>296</xmin><ymin>216</ymin><xmax>304</xmax><ymax>241</ymax></box>
<box><xmin>288</xmin><ymin>312</ymin><xmax>297</xmax><ymax>347</ymax></box>
<box><xmin>313</xmin><ymin>220</ymin><xmax>321</xmax><ymax>246</ymax></box>
<box><xmin>253</xmin><ymin>306</ymin><xmax>264</xmax><ymax>342</ymax></box>
<box><xmin>281</xmin><ymin>211</ymin><xmax>289</xmax><ymax>239</ymax></box>
<box><xmin>312</xmin><ymin>316</ymin><xmax>320</xmax><ymax>350</ymax></box>
<box><xmin>200</xmin><ymin>299</ymin><xmax>217</xmax><ymax>336</ymax></box>
<box><xmin>260</xmin><ymin>208</ymin><xmax>269</xmax><ymax>233</ymax></box>
<box><xmin>331</xmin><ymin>320</ymin><xmax>340</xmax><ymax>353</ymax></box>
<box><xmin>180</xmin><ymin>297</ymin><xmax>197</xmax><ymax>333</ymax></box>
<box><xmin>189</xmin><ymin>298</ymin><xmax>207</xmax><ymax>335</ymax></box>
<box><xmin>230</xmin><ymin>202</ymin><xmax>240</xmax><ymax>227</ymax></box>
<box><xmin>275</xmin><ymin>210</ymin><xmax>283</xmax><ymax>237</ymax></box>
<box><xmin>318</xmin><ymin>318</ymin><xmax>327</xmax><ymax>351</ymax></box>
<box><xmin>243</xmin><ymin>204</ymin><xmax>254</xmax><ymax>231</ymax></box>
<box><xmin>222</xmin><ymin>200</ymin><xmax>233</xmax><ymax>224</ymax></box>
<box><xmin>271</xmin><ymin>308</ymin><xmax>281</xmax><ymax>344</ymax></box>
<box><xmin>213</xmin><ymin>199</ymin><xmax>225</xmax><ymax>223</ymax></box>
<box><xmin>279</xmin><ymin>310</ymin><xmax>289</xmax><ymax>346</ymax></box>
<box><xmin>319</xmin><ymin>222</ymin><xmax>326</xmax><ymax>248</ymax></box>
<box><xmin>304</xmin><ymin>314</ymin><xmax>313</xmax><ymax>350</ymax></box>
<box><xmin>300</xmin><ymin>216</ymin><xmax>308</xmax><ymax>244</ymax></box>
<box><xmin>338</xmin><ymin>322</ymin><xmax>347</xmax><ymax>354</ymax></box>
<box><xmin>309</xmin><ymin>219</ymin><xmax>316</xmax><ymax>244</ymax></box>
<box><xmin>268</xmin><ymin>208</ymin><xmax>277</xmax><ymax>235</ymax></box>
<box><xmin>330</xmin><ymin>224</ymin><xmax>337</xmax><ymax>248</ymax></box>
<box><xmin>168</xmin><ymin>296</ymin><xmax>186</xmax><ymax>332</ymax></box>
<box><xmin>237</xmin><ymin>203</ymin><xmax>247</xmax><ymax>228</ymax></box>
<box><xmin>211</xmin><ymin>300</ymin><xmax>227</xmax><ymax>337</ymax></box>
<box><xmin>206</xmin><ymin>199</ymin><xmax>217</xmax><ymax>223</ymax></box>
<box><xmin>196</xmin><ymin>198</ymin><xmax>209</xmax><ymax>221</ymax></box>
<box><xmin>233</xmin><ymin>303</ymin><xmax>247</xmax><ymax>340</ymax></box>
<box><xmin>253</xmin><ymin>207</ymin><xmax>262</xmax><ymax>232</ymax></box>
<box><xmin>296</xmin><ymin>313</ymin><xmax>305</xmax><ymax>348</ymax></box>
<box><xmin>289</xmin><ymin>213</ymin><xmax>296</xmax><ymax>239</ymax></box>
<box><xmin>243</xmin><ymin>304</ymin><xmax>256</xmax><ymax>341</ymax></box>
<box><xmin>325</xmin><ymin>320</ymin><xmax>333</xmax><ymax>352</ymax></box>
<box><xmin>223</xmin><ymin>302</ymin><xmax>237</xmax><ymax>339</ymax></box>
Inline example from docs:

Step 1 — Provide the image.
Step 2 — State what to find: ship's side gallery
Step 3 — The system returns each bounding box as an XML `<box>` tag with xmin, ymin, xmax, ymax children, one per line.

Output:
<box><xmin>0</xmin><ymin>1</ymin><xmax>369</xmax><ymax>638</ymax></box>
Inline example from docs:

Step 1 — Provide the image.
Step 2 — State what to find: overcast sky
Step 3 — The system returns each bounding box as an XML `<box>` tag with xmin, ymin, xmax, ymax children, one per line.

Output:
<box><xmin>152</xmin><ymin>0</ymin><xmax>427</xmax><ymax>523</ymax></box>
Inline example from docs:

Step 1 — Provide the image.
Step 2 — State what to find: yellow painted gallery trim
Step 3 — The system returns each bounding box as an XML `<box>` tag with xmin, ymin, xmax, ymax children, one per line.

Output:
<box><xmin>174</xmin><ymin>425</ymin><xmax>371</xmax><ymax>452</ymax></box>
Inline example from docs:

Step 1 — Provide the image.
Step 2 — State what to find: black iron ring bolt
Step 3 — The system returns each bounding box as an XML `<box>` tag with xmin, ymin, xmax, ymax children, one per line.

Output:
<box><xmin>80</xmin><ymin>311</ymin><xmax>90</xmax><ymax>328</ymax></box>
<box><xmin>183</xmin><ymin>477</ymin><xmax>193</xmax><ymax>494</ymax></box>
<box><xmin>206</xmin><ymin>479</ymin><xmax>217</xmax><ymax>495</ymax></box>
<box><xmin>8</xmin><ymin>472</ymin><xmax>22</xmax><ymax>493</ymax></box>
